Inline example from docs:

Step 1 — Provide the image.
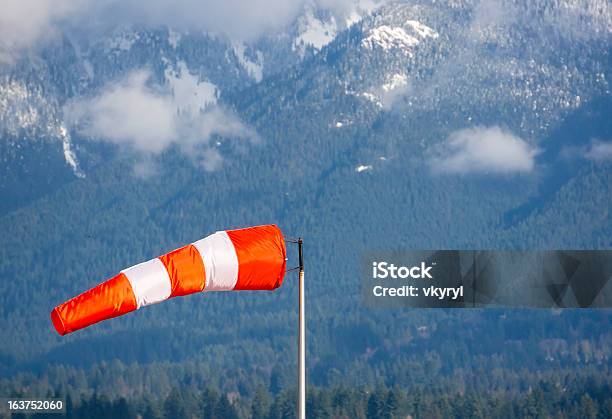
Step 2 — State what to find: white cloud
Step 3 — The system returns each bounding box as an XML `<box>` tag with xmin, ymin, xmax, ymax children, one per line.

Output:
<box><xmin>429</xmin><ymin>126</ymin><xmax>539</xmax><ymax>175</ymax></box>
<box><xmin>380</xmin><ymin>73</ymin><xmax>410</xmax><ymax>109</ymax></box>
<box><xmin>63</xmin><ymin>70</ymin><xmax>257</xmax><ymax>170</ymax></box>
<box><xmin>100</xmin><ymin>0</ymin><xmax>304</xmax><ymax>41</ymax></box>
<box><xmin>584</xmin><ymin>139</ymin><xmax>612</xmax><ymax>161</ymax></box>
<box><xmin>0</xmin><ymin>0</ymin><xmax>84</xmax><ymax>63</ymax></box>
<box><xmin>2</xmin><ymin>0</ymin><xmax>607</xmax><ymax>64</ymax></box>
<box><xmin>64</xmin><ymin>71</ymin><xmax>176</xmax><ymax>153</ymax></box>
<box><xmin>0</xmin><ymin>0</ymin><xmax>387</xmax><ymax>62</ymax></box>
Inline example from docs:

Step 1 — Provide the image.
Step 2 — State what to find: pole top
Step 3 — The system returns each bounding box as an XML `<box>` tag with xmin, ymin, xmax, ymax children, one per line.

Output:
<box><xmin>298</xmin><ymin>238</ymin><xmax>304</xmax><ymax>272</ymax></box>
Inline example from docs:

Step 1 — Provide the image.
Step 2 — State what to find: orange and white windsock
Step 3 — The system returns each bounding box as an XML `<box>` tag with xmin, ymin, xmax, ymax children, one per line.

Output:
<box><xmin>51</xmin><ymin>224</ymin><xmax>286</xmax><ymax>335</ymax></box>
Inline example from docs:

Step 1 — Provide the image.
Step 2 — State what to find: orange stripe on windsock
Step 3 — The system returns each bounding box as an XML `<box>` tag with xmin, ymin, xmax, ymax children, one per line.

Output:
<box><xmin>51</xmin><ymin>273</ymin><xmax>137</xmax><ymax>336</ymax></box>
<box><xmin>159</xmin><ymin>244</ymin><xmax>206</xmax><ymax>297</ymax></box>
<box><xmin>227</xmin><ymin>225</ymin><xmax>286</xmax><ymax>290</ymax></box>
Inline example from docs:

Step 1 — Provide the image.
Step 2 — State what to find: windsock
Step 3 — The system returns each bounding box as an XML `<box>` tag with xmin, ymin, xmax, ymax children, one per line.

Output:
<box><xmin>51</xmin><ymin>224</ymin><xmax>286</xmax><ymax>335</ymax></box>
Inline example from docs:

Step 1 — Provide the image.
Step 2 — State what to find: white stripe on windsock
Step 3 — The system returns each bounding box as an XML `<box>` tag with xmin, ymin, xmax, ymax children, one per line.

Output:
<box><xmin>193</xmin><ymin>231</ymin><xmax>239</xmax><ymax>291</ymax></box>
<box><xmin>122</xmin><ymin>258</ymin><xmax>172</xmax><ymax>308</ymax></box>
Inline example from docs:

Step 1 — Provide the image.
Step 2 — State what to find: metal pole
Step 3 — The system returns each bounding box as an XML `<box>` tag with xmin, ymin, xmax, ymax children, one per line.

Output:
<box><xmin>297</xmin><ymin>238</ymin><xmax>305</xmax><ymax>419</ymax></box>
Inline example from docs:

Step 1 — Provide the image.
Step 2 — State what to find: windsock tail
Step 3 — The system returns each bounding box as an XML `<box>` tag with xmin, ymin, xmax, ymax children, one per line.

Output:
<box><xmin>51</xmin><ymin>273</ymin><xmax>137</xmax><ymax>335</ymax></box>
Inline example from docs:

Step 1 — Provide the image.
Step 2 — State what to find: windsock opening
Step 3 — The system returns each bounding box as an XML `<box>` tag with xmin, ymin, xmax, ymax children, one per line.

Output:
<box><xmin>51</xmin><ymin>224</ymin><xmax>287</xmax><ymax>335</ymax></box>
<box><xmin>51</xmin><ymin>307</ymin><xmax>67</xmax><ymax>336</ymax></box>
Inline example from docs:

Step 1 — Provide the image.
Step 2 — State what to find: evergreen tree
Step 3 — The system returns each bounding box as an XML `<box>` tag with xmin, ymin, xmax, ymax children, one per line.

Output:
<box><xmin>366</xmin><ymin>391</ymin><xmax>383</xmax><ymax>419</ymax></box>
<box><xmin>143</xmin><ymin>402</ymin><xmax>163</xmax><ymax>419</ymax></box>
<box><xmin>164</xmin><ymin>389</ymin><xmax>186</xmax><ymax>419</ymax></box>
<box><xmin>65</xmin><ymin>394</ymin><xmax>74</xmax><ymax>419</ymax></box>
<box><xmin>578</xmin><ymin>394</ymin><xmax>598</xmax><ymax>419</ymax></box>
<box><xmin>382</xmin><ymin>390</ymin><xmax>398</xmax><ymax>419</ymax></box>
<box><xmin>251</xmin><ymin>385</ymin><xmax>271</xmax><ymax>419</ymax></box>
<box><xmin>201</xmin><ymin>388</ymin><xmax>220</xmax><ymax>419</ymax></box>
<box><xmin>112</xmin><ymin>397</ymin><xmax>132</xmax><ymax>419</ymax></box>
<box><xmin>215</xmin><ymin>394</ymin><xmax>239</xmax><ymax>419</ymax></box>
<box><xmin>269</xmin><ymin>366</ymin><xmax>288</xmax><ymax>395</ymax></box>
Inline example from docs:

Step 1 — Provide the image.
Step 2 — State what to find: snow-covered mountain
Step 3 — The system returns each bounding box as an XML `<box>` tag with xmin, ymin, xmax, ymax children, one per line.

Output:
<box><xmin>0</xmin><ymin>0</ymin><xmax>610</xmax><ymax>213</ymax></box>
<box><xmin>0</xmin><ymin>0</ymin><xmax>382</xmax><ymax>178</ymax></box>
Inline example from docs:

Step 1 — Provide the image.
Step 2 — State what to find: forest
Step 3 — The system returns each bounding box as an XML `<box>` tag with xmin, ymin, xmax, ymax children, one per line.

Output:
<box><xmin>5</xmin><ymin>369</ymin><xmax>612</xmax><ymax>418</ymax></box>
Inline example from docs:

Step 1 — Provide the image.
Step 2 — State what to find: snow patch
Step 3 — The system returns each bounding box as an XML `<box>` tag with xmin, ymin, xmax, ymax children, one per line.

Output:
<box><xmin>106</xmin><ymin>32</ymin><xmax>139</xmax><ymax>52</ymax></box>
<box><xmin>233</xmin><ymin>42</ymin><xmax>264</xmax><ymax>82</ymax></box>
<box><xmin>165</xmin><ymin>61</ymin><xmax>217</xmax><ymax>114</ymax></box>
<box><xmin>405</xmin><ymin>20</ymin><xmax>439</xmax><ymax>39</ymax></box>
<box><xmin>362</xmin><ymin>26</ymin><xmax>419</xmax><ymax>52</ymax></box>
<box><xmin>345</xmin><ymin>11</ymin><xmax>363</xmax><ymax>27</ymax></box>
<box><xmin>362</xmin><ymin>20</ymin><xmax>438</xmax><ymax>53</ymax></box>
<box><xmin>59</xmin><ymin>125</ymin><xmax>84</xmax><ymax>178</ymax></box>
<box><xmin>361</xmin><ymin>92</ymin><xmax>383</xmax><ymax>108</ymax></box>
<box><xmin>1</xmin><ymin>78</ymin><xmax>85</xmax><ymax>177</ymax></box>
<box><xmin>382</xmin><ymin>74</ymin><xmax>408</xmax><ymax>92</ymax></box>
<box><xmin>168</xmin><ymin>29</ymin><xmax>181</xmax><ymax>49</ymax></box>
<box><xmin>294</xmin><ymin>9</ymin><xmax>338</xmax><ymax>52</ymax></box>
<box><xmin>356</xmin><ymin>164</ymin><xmax>373</xmax><ymax>172</ymax></box>
<box><xmin>82</xmin><ymin>59</ymin><xmax>94</xmax><ymax>81</ymax></box>
<box><xmin>0</xmin><ymin>80</ymin><xmax>45</xmax><ymax>135</ymax></box>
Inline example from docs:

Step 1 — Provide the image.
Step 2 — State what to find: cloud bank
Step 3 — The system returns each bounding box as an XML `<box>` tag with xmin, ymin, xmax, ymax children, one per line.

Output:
<box><xmin>97</xmin><ymin>0</ymin><xmax>303</xmax><ymax>41</ymax></box>
<box><xmin>584</xmin><ymin>139</ymin><xmax>612</xmax><ymax>161</ymax></box>
<box><xmin>64</xmin><ymin>71</ymin><xmax>176</xmax><ymax>153</ymax></box>
<box><xmin>0</xmin><ymin>0</ymin><xmax>384</xmax><ymax>63</ymax></box>
<box><xmin>64</xmin><ymin>70</ymin><xmax>257</xmax><ymax>171</ymax></box>
<box><xmin>0</xmin><ymin>0</ymin><xmax>84</xmax><ymax>63</ymax></box>
<box><xmin>429</xmin><ymin>126</ymin><xmax>539</xmax><ymax>175</ymax></box>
